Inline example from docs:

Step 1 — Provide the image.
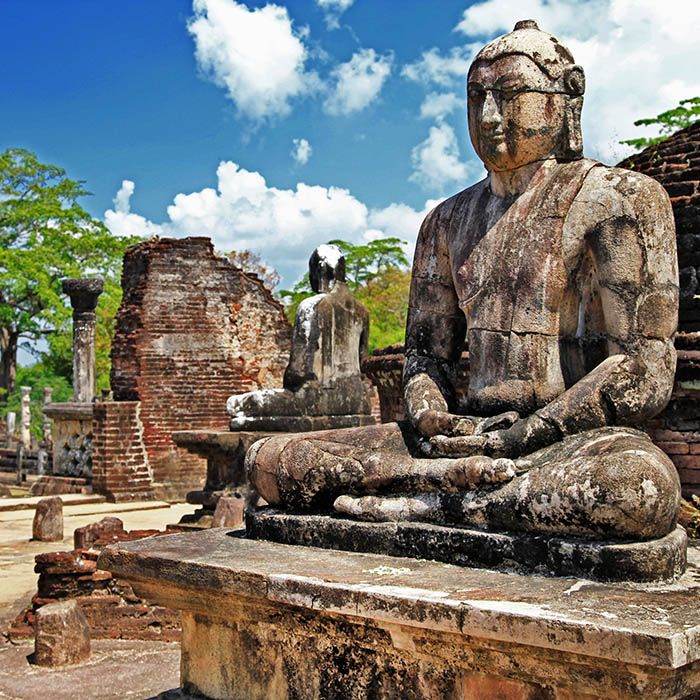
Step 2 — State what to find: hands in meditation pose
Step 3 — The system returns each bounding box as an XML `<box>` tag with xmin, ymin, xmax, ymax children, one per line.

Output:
<box><xmin>246</xmin><ymin>20</ymin><xmax>681</xmax><ymax>542</ymax></box>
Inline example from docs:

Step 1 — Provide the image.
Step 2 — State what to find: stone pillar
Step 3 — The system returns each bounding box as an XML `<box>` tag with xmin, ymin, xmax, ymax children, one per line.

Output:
<box><xmin>62</xmin><ymin>278</ymin><xmax>104</xmax><ymax>403</ymax></box>
<box><xmin>5</xmin><ymin>412</ymin><xmax>15</xmax><ymax>447</ymax></box>
<box><xmin>20</xmin><ymin>386</ymin><xmax>31</xmax><ymax>449</ymax></box>
<box><xmin>42</xmin><ymin>387</ymin><xmax>53</xmax><ymax>444</ymax></box>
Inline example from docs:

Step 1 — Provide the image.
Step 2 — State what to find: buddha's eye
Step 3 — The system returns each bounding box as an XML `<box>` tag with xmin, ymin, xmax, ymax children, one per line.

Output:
<box><xmin>498</xmin><ymin>84</ymin><xmax>529</xmax><ymax>101</ymax></box>
<box><xmin>467</xmin><ymin>85</ymin><xmax>485</xmax><ymax>100</ymax></box>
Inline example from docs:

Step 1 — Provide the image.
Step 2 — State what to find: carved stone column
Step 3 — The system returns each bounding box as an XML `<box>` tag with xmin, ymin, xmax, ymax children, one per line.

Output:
<box><xmin>20</xmin><ymin>386</ymin><xmax>31</xmax><ymax>449</ymax></box>
<box><xmin>62</xmin><ymin>278</ymin><xmax>103</xmax><ymax>403</ymax></box>
<box><xmin>42</xmin><ymin>387</ymin><xmax>53</xmax><ymax>444</ymax></box>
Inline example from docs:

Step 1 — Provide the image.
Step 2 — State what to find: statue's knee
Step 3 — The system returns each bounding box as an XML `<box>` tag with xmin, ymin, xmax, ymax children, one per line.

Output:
<box><xmin>590</xmin><ymin>446</ymin><xmax>680</xmax><ymax>539</ymax></box>
<box><xmin>245</xmin><ymin>435</ymin><xmax>294</xmax><ymax>505</ymax></box>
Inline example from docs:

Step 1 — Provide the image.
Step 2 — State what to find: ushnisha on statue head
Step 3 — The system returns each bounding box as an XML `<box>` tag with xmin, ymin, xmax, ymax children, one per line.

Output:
<box><xmin>467</xmin><ymin>19</ymin><xmax>585</xmax><ymax>173</ymax></box>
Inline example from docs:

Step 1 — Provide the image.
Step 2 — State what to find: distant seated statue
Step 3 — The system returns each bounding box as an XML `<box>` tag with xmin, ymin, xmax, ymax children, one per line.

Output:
<box><xmin>246</xmin><ymin>21</ymin><xmax>681</xmax><ymax>543</ymax></box>
<box><xmin>227</xmin><ymin>245</ymin><xmax>372</xmax><ymax>431</ymax></box>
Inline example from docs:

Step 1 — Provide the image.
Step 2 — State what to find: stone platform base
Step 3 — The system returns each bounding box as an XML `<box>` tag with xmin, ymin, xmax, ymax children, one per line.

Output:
<box><xmin>246</xmin><ymin>509</ymin><xmax>688</xmax><ymax>583</ymax></box>
<box><xmin>98</xmin><ymin>528</ymin><xmax>700</xmax><ymax>700</ymax></box>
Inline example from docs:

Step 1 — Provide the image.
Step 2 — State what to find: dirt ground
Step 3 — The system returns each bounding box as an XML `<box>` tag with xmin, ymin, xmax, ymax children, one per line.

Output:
<box><xmin>0</xmin><ymin>494</ymin><xmax>196</xmax><ymax>699</ymax></box>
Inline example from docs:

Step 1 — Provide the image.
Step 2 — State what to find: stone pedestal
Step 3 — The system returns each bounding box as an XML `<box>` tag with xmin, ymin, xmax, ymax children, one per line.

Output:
<box><xmin>43</xmin><ymin>402</ymin><xmax>94</xmax><ymax>480</ymax></box>
<box><xmin>99</xmin><ymin>528</ymin><xmax>700</xmax><ymax>700</ymax></box>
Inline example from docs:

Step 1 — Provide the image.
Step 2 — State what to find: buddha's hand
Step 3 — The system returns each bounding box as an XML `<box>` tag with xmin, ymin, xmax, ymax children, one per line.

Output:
<box><xmin>415</xmin><ymin>410</ymin><xmax>479</xmax><ymax>438</ymax></box>
<box><xmin>427</xmin><ymin>414</ymin><xmax>558</xmax><ymax>459</ymax></box>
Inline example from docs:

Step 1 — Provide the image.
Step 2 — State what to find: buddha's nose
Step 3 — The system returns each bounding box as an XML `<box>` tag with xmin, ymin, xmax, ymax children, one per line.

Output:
<box><xmin>481</xmin><ymin>91</ymin><xmax>501</xmax><ymax>130</ymax></box>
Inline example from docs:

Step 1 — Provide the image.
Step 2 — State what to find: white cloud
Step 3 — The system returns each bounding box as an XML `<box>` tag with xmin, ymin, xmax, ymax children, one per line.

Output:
<box><xmin>291</xmin><ymin>137</ymin><xmax>312</xmax><ymax>165</ymax></box>
<box><xmin>187</xmin><ymin>0</ymin><xmax>319</xmax><ymax>120</ymax></box>
<box><xmin>402</xmin><ymin>47</ymin><xmax>473</xmax><ymax>88</ymax></box>
<box><xmin>104</xmin><ymin>180</ymin><xmax>163</xmax><ymax>238</ymax></box>
<box><xmin>454</xmin><ymin>0</ymin><xmax>700</xmax><ymax>162</ymax></box>
<box><xmin>324</xmin><ymin>48</ymin><xmax>393</xmax><ymax>115</ymax></box>
<box><xmin>316</xmin><ymin>0</ymin><xmax>354</xmax><ymax>30</ymax></box>
<box><xmin>419</xmin><ymin>92</ymin><xmax>463</xmax><ymax>120</ymax></box>
<box><xmin>105</xmin><ymin>164</ymin><xmax>435</xmax><ymax>286</ymax></box>
<box><xmin>410</xmin><ymin>122</ymin><xmax>470</xmax><ymax>194</ymax></box>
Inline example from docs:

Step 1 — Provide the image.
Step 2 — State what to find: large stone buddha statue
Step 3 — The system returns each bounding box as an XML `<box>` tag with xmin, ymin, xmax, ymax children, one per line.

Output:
<box><xmin>245</xmin><ymin>21</ymin><xmax>681</xmax><ymax>545</ymax></box>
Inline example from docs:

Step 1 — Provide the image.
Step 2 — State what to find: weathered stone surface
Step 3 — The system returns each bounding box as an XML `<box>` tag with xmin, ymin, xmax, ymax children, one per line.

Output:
<box><xmin>244</xmin><ymin>22</ymin><xmax>684</xmax><ymax>572</ymax></box>
<box><xmin>34</xmin><ymin>599</ymin><xmax>90</xmax><ymax>667</ymax></box>
<box><xmin>32</xmin><ymin>496</ymin><xmax>63</xmax><ymax>542</ymax></box>
<box><xmin>247</xmin><ymin>509</ymin><xmax>687</xmax><ymax>582</ymax></box>
<box><xmin>227</xmin><ymin>245</ymin><xmax>372</xmax><ymax>431</ymax></box>
<box><xmin>74</xmin><ymin>516</ymin><xmax>127</xmax><ymax>549</ymax></box>
<box><xmin>98</xmin><ymin>528</ymin><xmax>700</xmax><ymax>699</ymax></box>
<box><xmin>211</xmin><ymin>495</ymin><xmax>244</xmax><ymax>528</ymax></box>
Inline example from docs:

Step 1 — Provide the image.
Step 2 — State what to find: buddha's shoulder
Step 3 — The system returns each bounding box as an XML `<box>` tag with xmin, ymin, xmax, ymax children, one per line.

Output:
<box><xmin>577</xmin><ymin>160</ymin><xmax>671</xmax><ymax>214</ymax></box>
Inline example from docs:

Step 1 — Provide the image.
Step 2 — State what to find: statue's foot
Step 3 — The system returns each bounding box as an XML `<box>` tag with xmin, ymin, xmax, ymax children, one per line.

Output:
<box><xmin>333</xmin><ymin>456</ymin><xmax>515</xmax><ymax>522</ymax></box>
<box><xmin>334</xmin><ymin>494</ymin><xmax>442</xmax><ymax>522</ymax></box>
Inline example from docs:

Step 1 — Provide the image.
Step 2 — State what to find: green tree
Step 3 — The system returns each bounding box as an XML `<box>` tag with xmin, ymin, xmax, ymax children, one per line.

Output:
<box><xmin>0</xmin><ymin>148</ymin><xmax>136</xmax><ymax>397</ymax></box>
<box><xmin>621</xmin><ymin>97</ymin><xmax>700</xmax><ymax>151</ymax></box>
<box><xmin>356</xmin><ymin>267</ymin><xmax>411</xmax><ymax>352</ymax></box>
<box><xmin>278</xmin><ymin>237</ymin><xmax>411</xmax><ymax>351</ymax></box>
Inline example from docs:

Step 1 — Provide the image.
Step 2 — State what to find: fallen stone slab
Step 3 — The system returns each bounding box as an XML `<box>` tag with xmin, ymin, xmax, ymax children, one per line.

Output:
<box><xmin>32</xmin><ymin>496</ymin><xmax>63</xmax><ymax>542</ymax></box>
<box><xmin>34</xmin><ymin>599</ymin><xmax>90</xmax><ymax>667</ymax></box>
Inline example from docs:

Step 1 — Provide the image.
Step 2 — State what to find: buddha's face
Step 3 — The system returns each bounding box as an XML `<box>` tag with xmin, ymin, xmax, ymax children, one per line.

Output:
<box><xmin>468</xmin><ymin>54</ymin><xmax>567</xmax><ymax>173</ymax></box>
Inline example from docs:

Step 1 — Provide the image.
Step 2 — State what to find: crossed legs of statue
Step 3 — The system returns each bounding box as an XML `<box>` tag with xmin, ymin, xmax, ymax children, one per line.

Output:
<box><xmin>247</xmin><ymin>423</ymin><xmax>680</xmax><ymax>541</ymax></box>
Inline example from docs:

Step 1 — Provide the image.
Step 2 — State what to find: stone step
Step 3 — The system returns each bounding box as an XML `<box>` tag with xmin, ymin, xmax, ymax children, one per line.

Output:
<box><xmin>0</xmin><ymin>500</ymin><xmax>171</xmax><ymax>523</ymax></box>
<box><xmin>0</xmin><ymin>493</ymin><xmax>106</xmax><ymax>513</ymax></box>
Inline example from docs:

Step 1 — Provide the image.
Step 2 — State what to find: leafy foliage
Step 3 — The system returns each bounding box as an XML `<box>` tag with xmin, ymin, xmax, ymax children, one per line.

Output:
<box><xmin>2</xmin><ymin>362</ymin><xmax>72</xmax><ymax>441</ymax></box>
<box><xmin>356</xmin><ymin>267</ymin><xmax>411</xmax><ymax>352</ymax></box>
<box><xmin>226</xmin><ymin>249</ymin><xmax>280</xmax><ymax>291</ymax></box>
<box><xmin>0</xmin><ymin>148</ymin><xmax>136</xmax><ymax>397</ymax></box>
<box><xmin>278</xmin><ymin>237</ymin><xmax>411</xmax><ymax>351</ymax></box>
<box><xmin>620</xmin><ymin>97</ymin><xmax>700</xmax><ymax>151</ymax></box>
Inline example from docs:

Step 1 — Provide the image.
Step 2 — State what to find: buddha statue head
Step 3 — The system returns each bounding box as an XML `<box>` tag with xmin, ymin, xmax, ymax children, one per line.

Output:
<box><xmin>309</xmin><ymin>244</ymin><xmax>346</xmax><ymax>293</ymax></box>
<box><xmin>467</xmin><ymin>19</ymin><xmax>585</xmax><ymax>173</ymax></box>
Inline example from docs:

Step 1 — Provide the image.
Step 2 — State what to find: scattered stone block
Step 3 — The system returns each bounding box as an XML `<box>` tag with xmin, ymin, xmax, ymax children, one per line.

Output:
<box><xmin>34</xmin><ymin>599</ymin><xmax>90</xmax><ymax>667</ymax></box>
<box><xmin>32</xmin><ymin>496</ymin><xmax>63</xmax><ymax>542</ymax></box>
<box><xmin>212</xmin><ymin>495</ymin><xmax>244</xmax><ymax>528</ymax></box>
<box><xmin>74</xmin><ymin>516</ymin><xmax>126</xmax><ymax>549</ymax></box>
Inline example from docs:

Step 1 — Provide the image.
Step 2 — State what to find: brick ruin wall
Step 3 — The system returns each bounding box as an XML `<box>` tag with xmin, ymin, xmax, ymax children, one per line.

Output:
<box><xmin>94</xmin><ymin>237</ymin><xmax>291</xmax><ymax>502</ymax></box>
<box><xmin>366</xmin><ymin>124</ymin><xmax>700</xmax><ymax>500</ymax></box>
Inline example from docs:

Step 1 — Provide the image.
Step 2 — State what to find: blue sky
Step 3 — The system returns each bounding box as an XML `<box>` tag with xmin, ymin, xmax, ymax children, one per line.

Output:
<box><xmin>3</xmin><ymin>0</ymin><xmax>700</xmax><ymax>289</ymax></box>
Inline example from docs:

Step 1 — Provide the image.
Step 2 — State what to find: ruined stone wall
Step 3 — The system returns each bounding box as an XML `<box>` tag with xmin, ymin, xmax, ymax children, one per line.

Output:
<box><xmin>8</xmin><ymin>527</ymin><xmax>180</xmax><ymax>642</ymax></box>
<box><xmin>101</xmin><ymin>237</ymin><xmax>291</xmax><ymax>502</ymax></box>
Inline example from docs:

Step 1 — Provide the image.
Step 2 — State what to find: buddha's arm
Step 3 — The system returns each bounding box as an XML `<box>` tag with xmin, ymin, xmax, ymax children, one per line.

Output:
<box><xmin>431</xmin><ymin>171</ymin><xmax>678</xmax><ymax>458</ymax></box>
<box><xmin>403</xmin><ymin>206</ymin><xmax>470</xmax><ymax>436</ymax></box>
<box><xmin>536</xmin><ymin>172</ymin><xmax>678</xmax><ymax>437</ymax></box>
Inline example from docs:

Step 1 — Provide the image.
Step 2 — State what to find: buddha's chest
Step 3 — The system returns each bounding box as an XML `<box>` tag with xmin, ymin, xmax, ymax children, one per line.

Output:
<box><xmin>448</xmin><ymin>164</ymin><xmax>594</xmax><ymax>337</ymax></box>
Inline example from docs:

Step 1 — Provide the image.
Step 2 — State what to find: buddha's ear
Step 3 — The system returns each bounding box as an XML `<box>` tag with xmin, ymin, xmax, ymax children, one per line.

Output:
<box><xmin>563</xmin><ymin>65</ymin><xmax>585</xmax><ymax>97</ymax></box>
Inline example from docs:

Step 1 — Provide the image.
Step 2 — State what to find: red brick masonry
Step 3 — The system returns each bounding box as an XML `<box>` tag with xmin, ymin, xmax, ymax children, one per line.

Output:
<box><xmin>94</xmin><ymin>237</ymin><xmax>292</xmax><ymax>502</ymax></box>
<box><xmin>8</xmin><ymin>519</ymin><xmax>180</xmax><ymax>642</ymax></box>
